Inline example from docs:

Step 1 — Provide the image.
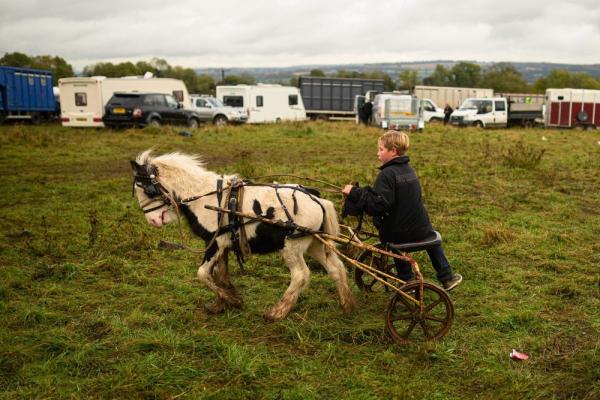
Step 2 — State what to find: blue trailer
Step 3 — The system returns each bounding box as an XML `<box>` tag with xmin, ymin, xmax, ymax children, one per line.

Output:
<box><xmin>0</xmin><ymin>66</ymin><xmax>57</xmax><ymax>124</ymax></box>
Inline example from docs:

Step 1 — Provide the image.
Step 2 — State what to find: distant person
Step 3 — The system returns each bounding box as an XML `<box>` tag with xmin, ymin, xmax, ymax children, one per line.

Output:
<box><xmin>443</xmin><ymin>103</ymin><xmax>453</xmax><ymax>125</ymax></box>
<box><xmin>361</xmin><ymin>101</ymin><xmax>373</xmax><ymax>125</ymax></box>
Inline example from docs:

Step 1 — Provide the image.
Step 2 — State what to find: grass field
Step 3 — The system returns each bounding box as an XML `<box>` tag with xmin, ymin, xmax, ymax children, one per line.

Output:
<box><xmin>0</xmin><ymin>121</ymin><xmax>599</xmax><ymax>399</ymax></box>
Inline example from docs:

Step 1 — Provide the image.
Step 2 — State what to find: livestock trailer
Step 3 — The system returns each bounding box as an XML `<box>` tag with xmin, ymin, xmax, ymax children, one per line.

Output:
<box><xmin>298</xmin><ymin>76</ymin><xmax>384</xmax><ymax>120</ymax></box>
<box><xmin>545</xmin><ymin>88</ymin><xmax>600</xmax><ymax>129</ymax></box>
<box><xmin>217</xmin><ymin>84</ymin><xmax>306</xmax><ymax>123</ymax></box>
<box><xmin>0</xmin><ymin>66</ymin><xmax>56</xmax><ymax>124</ymax></box>
<box><xmin>59</xmin><ymin>76</ymin><xmax>191</xmax><ymax>127</ymax></box>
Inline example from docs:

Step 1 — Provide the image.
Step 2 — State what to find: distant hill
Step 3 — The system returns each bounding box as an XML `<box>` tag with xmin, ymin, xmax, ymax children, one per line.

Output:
<box><xmin>196</xmin><ymin>61</ymin><xmax>600</xmax><ymax>84</ymax></box>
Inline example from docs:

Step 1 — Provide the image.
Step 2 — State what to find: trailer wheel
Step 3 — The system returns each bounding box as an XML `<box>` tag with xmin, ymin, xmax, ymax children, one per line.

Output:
<box><xmin>30</xmin><ymin>113</ymin><xmax>41</xmax><ymax>125</ymax></box>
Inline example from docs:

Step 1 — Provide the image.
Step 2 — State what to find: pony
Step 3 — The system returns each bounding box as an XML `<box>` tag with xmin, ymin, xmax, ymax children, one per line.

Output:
<box><xmin>130</xmin><ymin>150</ymin><xmax>357</xmax><ymax>321</ymax></box>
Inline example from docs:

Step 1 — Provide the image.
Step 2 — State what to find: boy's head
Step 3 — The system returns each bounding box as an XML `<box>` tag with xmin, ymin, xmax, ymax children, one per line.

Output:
<box><xmin>378</xmin><ymin>131</ymin><xmax>409</xmax><ymax>163</ymax></box>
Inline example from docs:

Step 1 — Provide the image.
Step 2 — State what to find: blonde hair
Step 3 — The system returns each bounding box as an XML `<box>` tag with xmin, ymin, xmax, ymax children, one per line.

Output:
<box><xmin>379</xmin><ymin>130</ymin><xmax>410</xmax><ymax>155</ymax></box>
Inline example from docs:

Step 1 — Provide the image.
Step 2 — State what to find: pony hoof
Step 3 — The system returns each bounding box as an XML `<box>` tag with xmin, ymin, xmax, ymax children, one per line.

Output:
<box><xmin>204</xmin><ymin>301</ymin><xmax>226</xmax><ymax>315</ymax></box>
<box><xmin>342</xmin><ymin>299</ymin><xmax>358</xmax><ymax>315</ymax></box>
<box><xmin>263</xmin><ymin>307</ymin><xmax>287</xmax><ymax>322</ymax></box>
<box><xmin>226</xmin><ymin>297</ymin><xmax>243</xmax><ymax>309</ymax></box>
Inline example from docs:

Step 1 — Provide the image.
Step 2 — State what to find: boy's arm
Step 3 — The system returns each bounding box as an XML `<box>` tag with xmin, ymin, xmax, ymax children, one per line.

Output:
<box><xmin>347</xmin><ymin>173</ymin><xmax>395</xmax><ymax>216</ymax></box>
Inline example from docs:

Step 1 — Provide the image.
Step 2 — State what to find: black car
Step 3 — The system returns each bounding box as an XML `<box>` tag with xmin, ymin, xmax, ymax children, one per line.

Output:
<box><xmin>103</xmin><ymin>92</ymin><xmax>201</xmax><ymax>129</ymax></box>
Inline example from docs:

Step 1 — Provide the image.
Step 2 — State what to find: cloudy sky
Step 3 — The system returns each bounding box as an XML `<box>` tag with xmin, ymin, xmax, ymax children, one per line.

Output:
<box><xmin>1</xmin><ymin>0</ymin><xmax>599</xmax><ymax>70</ymax></box>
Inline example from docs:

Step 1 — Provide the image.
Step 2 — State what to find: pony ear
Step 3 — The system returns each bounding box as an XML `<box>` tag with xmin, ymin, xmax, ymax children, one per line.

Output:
<box><xmin>130</xmin><ymin>160</ymin><xmax>140</xmax><ymax>171</ymax></box>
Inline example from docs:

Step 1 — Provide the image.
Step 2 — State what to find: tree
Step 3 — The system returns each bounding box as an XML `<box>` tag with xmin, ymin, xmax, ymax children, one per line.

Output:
<box><xmin>0</xmin><ymin>52</ymin><xmax>74</xmax><ymax>85</ymax></box>
<box><xmin>196</xmin><ymin>74</ymin><xmax>216</xmax><ymax>95</ymax></box>
<box><xmin>480</xmin><ymin>63</ymin><xmax>529</xmax><ymax>92</ymax></box>
<box><xmin>220</xmin><ymin>73</ymin><xmax>255</xmax><ymax>85</ymax></box>
<box><xmin>451</xmin><ymin>62</ymin><xmax>481</xmax><ymax>87</ymax></box>
<box><xmin>398</xmin><ymin>70</ymin><xmax>419</xmax><ymax>90</ymax></box>
<box><xmin>0</xmin><ymin>52</ymin><xmax>31</xmax><ymax>67</ymax></box>
<box><xmin>534</xmin><ymin>69</ymin><xmax>600</xmax><ymax>91</ymax></box>
<box><xmin>309</xmin><ymin>69</ymin><xmax>325</xmax><ymax>77</ymax></box>
<box><xmin>423</xmin><ymin>64</ymin><xmax>453</xmax><ymax>86</ymax></box>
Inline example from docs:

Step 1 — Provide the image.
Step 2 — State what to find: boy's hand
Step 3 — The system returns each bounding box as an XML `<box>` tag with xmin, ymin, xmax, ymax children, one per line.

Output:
<box><xmin>341</xmin><ymin>185</ymin><xmax>354</xmax><ymax>196</ymax></box>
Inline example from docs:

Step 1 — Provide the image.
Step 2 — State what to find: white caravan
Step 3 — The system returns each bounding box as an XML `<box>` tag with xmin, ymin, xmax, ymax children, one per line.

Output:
<box><xmin>59</xmin><ymin>76</ymin><xmax>191</xmax><ymax>127</ymax></box>
<box><xmin>216</xmin><ymin>84</ymin><xmax>306</xmax><ymax>123</ymax></box>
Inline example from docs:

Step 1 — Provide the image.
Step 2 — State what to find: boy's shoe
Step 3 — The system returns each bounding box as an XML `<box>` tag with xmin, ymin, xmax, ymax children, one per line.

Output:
<box><xmin>442</xmin><ymin>273</ymin><xmax>463</xmax><ymax>291</ymax></box>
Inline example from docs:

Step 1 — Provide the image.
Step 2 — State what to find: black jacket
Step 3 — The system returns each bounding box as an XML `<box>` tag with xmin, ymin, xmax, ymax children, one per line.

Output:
<box><xmin>347</xmin><ymin>156</ymin><xmax>433</xmax><ymax>243</ymax></box>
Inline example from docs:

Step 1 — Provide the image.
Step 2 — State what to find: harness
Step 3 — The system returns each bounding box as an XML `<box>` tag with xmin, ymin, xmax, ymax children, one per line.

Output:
<box><xmin>131</xmin><ymin>161</ymin><xmax>329</xmax><ymax>269</ymax></box>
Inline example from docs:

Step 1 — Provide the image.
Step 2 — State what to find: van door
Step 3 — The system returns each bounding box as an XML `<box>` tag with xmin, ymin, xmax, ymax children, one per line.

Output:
<box><xmin>288</xmin><ymin>93</ymin><xmax>304</xmax><ymax>120</ymax></box>
<box><xmin>477</xmin><ymin>100</ymin><xmax>494</xmax><ymax>127</ymax></box>
<box><xmin>494</xmin><ymin>100</ymin><xmax>508</xmax><ymax>127</ymax></box>
<box><xmin>252</xmin><ymin>94</ymin><xmax>265</xmax><ymax>123</ymax></box>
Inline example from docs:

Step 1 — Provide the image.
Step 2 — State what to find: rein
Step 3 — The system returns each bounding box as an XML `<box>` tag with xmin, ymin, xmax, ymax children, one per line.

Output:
<box><xmin>131</xmin><ymin>164</ymin><xmax>368</xmax><ymax>255</ymax></box>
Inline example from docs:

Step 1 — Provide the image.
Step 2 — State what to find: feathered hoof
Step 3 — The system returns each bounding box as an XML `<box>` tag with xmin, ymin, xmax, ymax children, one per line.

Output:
<box><xmin>263</xmin><ymin>306</ymin><xmax>288</xmax><ymax>322</ymax></box>
<box><xmin>204</xmin><ymin>300</ymin><xmax>226</xmax><ymax>315</ymax></box>
<box><xmin>341</xmin><ymin>297</ymin><xmax>358</xmax><ymax>315</ymax></box>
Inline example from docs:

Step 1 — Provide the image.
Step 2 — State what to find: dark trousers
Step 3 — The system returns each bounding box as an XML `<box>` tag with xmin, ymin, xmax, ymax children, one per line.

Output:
<box><xmin>394</xmin><ymin>244</ymin><xmax>453</xmax><ymax>283</ymax></box>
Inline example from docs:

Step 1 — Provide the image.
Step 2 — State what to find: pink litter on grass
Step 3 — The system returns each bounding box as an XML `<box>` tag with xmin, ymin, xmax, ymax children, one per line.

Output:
<box><xmin>510</xmin><ymin>349</ymin><xmax>529</xmax><ymax>360</ymax></box>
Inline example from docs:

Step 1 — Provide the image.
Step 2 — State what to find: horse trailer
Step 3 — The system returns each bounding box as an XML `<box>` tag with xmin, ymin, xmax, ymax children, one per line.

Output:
<box><xmin>59</xmin><ymin>76</ymin><xmax>191</xmax><ymax>127</ymax></box>
<box><xmin>298</xmin><ymin>76</ymin><xmax>385</xmax><ymax>121</ymax></box>
<box><xmin>0</xmin><ymin>66</ymin><xmax>57</xmax><ymax>124</ymax></box>
<box><xmin>545</xmin><ymin>88</ymin><xmax>600</xmax><ymax>129</ymax></box>
<box><xmin>217</xmin><ymin>84</ymin><xmax>306</xmax><ymax>123</ymax></box>
<box><xmin>414</xmin><ymin>85</ymin><xmax>494</xmax><ymax>110</ymax></box>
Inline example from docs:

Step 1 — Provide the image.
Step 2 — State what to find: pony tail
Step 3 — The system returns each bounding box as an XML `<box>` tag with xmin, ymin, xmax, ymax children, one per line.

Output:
<box><xmin>320</xmin><ymin>199</ymin><xmax>340</xmax><ymax>237</ymax></box>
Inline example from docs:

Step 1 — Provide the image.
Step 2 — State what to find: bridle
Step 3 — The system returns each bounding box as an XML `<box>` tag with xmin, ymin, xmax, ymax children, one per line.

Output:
<box><xmin>130</xmin><ymin>161</ymin><xmax>174</xmax><ymax>214</ymax></box>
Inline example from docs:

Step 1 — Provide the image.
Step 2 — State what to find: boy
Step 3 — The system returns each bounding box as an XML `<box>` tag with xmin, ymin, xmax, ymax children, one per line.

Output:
<box><xmin>341</xmin><ymin>131</ymin><xmax>462</xmax><ymax>291</ymax></box>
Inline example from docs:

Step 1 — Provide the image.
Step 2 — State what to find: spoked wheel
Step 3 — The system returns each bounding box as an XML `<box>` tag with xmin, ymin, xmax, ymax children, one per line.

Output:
<box><xmin>355</xmin><ymin>249</ymin><xmax>402</xmax><ymax>292</ymax></box>
<box><xmin>385</xmin><ymin>281</ymin><xmax>454</xmax><ymax>345</ymax></box>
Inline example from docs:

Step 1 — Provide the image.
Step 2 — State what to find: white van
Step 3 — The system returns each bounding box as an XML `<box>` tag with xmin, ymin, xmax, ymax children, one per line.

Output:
<box><xmin>59</xmin><ymin>76</ymin><xmax>191</xmax><ymax>127</ymax></box>
<box><xmin>420</xmin><ymin>98</ymin><xmax>445</xmax><ymax>123</ymax></box>
<box><xmin>216</xmin><ymin>84</ymin><xmax>306</xmax><ymax>123</ymax></box>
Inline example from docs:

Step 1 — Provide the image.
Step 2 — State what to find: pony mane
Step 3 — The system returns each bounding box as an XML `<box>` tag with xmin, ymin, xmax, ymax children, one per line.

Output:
<box><xmin>136</xmin><ymin>149</ymin><xmax>207</xmax><ymax>175</ymax></box>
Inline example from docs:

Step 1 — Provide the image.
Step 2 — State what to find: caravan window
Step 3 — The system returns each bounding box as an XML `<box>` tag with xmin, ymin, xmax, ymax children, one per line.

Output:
<box><xmin>256</xmin><ymin>96</ymin><xmax>264</xmax><ymax>107</ymax></box>
<box><xmin>75</xmin><ymin>92</ymin><xmax>87</xmax><ymax>106</ymax></box>
<box><xmin>289</xmin><ymin>94</ymin><xmax>298</xmax><ymax>106</ymax></box>
<box><xmin>172</xmin><ymin>90</ymin><xmax>184</xmax><ymax>102</ymax></box>
<box><xmin>223</xmin><ymin>96</ymin><xmax>243</xmax><ymax>107</ymax></box>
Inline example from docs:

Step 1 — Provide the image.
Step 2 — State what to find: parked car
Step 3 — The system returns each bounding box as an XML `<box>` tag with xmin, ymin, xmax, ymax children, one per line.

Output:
<box><xmin>102</xmin><ymin>92</ymin><xmax>201</xmax><ymax>129</ymax></box>
<box><xmin>190</xmin><ymin>95</ymin><xmax>247</xmax><ymax>125</ymax></box>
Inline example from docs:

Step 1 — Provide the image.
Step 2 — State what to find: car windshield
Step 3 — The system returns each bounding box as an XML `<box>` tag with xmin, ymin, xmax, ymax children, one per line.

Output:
<box><xmin>206</xmin><ymin>98</ymin><xmax>224</xmax><ymax>107</ymax></box>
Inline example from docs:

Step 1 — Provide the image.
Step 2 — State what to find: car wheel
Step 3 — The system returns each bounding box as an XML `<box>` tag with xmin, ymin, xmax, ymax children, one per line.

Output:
<box><xmin>149</xmin><ymin>118</ymin><xmax>161</xmax><ymax>127</ymax></box>
<box><xmin>213</xmin><ymin>115</ymin><xmax>227</xmax><ymax>126</ymax></box>
<box><xmin>473</xmin><ymin>121</ymin><xmax>484</xmax><ymax>128</ymax></box>
<box><xmin>188</xmin><ymin>118</ymin><xmax>199</xmax><ymax>129</ymax></box>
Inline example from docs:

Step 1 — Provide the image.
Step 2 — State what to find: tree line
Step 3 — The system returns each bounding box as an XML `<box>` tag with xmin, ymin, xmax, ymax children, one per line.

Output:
<box><xmin>2</xmin><ymin>52</ymin><xmax>600</xmax><ymax>94</ymax></box>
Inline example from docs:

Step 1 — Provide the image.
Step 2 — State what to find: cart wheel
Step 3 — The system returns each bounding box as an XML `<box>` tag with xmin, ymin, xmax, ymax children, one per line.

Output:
<box><xmin>385</xmin><ymin>282</ymin><xmax>454</xmax><ymax>345</ymax></box>
<box><xmin>355</xmin><ymin>249</ymin><xmax>399</xmax><ymax>292</ymax></box>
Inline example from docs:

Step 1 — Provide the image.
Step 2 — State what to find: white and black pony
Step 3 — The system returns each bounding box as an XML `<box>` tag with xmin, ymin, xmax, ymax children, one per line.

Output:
<box><xmin>130</xmin><ymin>150</ymin><xmax>356</xmax><ymax>321</ymax></box>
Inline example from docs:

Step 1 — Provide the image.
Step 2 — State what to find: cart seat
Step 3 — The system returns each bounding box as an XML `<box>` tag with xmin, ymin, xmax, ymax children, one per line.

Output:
<box><xmin>387</xmin><ymin>231</ymin><xmax>442</xmax><ymax>253</ymax></box>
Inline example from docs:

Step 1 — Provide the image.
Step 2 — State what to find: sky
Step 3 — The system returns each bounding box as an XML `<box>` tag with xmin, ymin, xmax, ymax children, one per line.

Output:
<box><xmin>1</xmin><ymin>0</ymin><xmax>600</xmax><ymax>70</ymax></box>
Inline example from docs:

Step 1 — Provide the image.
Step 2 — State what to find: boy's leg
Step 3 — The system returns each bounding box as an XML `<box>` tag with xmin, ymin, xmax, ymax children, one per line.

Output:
<box><xmin>393</xmin><ymin>257</ymin><xmax>415</xmax><ymax>282</ymax></box>
<box><xmin>426</xmin><ymin>245</ymin><xmax>454</xmax><ymax>283</ymax></box>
